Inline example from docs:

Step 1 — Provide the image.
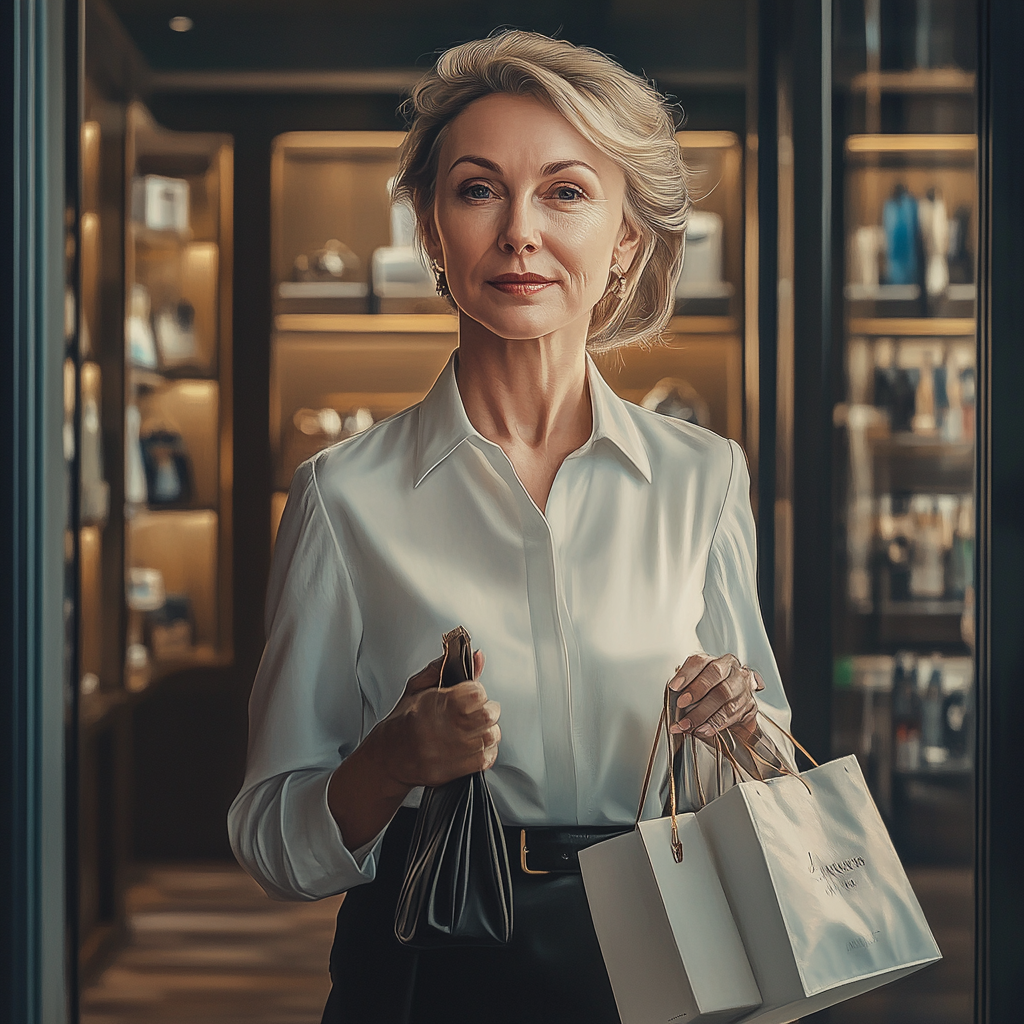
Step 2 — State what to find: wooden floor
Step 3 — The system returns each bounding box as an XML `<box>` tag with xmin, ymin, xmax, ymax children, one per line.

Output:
<box><xmin>81</xmin><ymin>865</ymin><xmax>343</xmax><ymax>1024</ymax></box>
<box><xmin>81</xmin><ymin>863</ymin><xmax>972</xmax><ymax>1024</ymax></box>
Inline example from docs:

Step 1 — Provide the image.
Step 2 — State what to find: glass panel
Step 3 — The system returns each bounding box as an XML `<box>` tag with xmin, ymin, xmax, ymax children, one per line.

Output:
<box><xmin>831</xmin><ymin>2</ymin><xmax>976</xmax><ymax>1021</ymax></box>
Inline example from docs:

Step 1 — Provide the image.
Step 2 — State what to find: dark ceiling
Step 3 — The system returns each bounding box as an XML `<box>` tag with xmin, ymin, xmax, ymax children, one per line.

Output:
<box><xmin>103</xmin><ymin>0</ymin><xmax>751</xmax><ymax>79</ymax></box>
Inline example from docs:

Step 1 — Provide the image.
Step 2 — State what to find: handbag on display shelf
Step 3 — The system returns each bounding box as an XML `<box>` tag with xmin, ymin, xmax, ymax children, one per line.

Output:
<box><xmin>393</xmin><ymin>626</ymin><xmax>514</xmax><ymax>948</ymax></box>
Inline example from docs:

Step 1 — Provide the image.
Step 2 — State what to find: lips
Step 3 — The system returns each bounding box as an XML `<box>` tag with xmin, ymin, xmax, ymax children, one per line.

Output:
<box><xmin>486</xmin><ymin>272</ymin><xmax>556</xmax><ymax>295</ymax></box>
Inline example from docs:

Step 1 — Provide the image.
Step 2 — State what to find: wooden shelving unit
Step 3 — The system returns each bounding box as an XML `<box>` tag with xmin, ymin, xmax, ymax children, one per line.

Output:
<box><xmin>76</xmin><ymin>94</ymin><xmax>236</xmax><ymax>980</ymax></box>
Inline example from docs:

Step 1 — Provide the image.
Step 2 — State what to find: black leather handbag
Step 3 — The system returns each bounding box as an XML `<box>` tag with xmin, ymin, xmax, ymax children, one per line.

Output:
<box><xmin>393</xmin><ymin>626</ymin><xmax>514</xmax><ymax>947</ymax></box>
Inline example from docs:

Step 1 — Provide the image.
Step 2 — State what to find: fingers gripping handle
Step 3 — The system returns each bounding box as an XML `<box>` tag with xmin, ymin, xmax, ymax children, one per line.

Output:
<box><xmin>635</xmin><ymin>686</ymin><xmax>822</xmax><ymax>858</ymax></box>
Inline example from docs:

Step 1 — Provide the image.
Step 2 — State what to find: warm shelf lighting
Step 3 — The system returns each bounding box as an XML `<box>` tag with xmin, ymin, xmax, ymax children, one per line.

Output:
<box><xmin>846</xmin><ymin>134</ymin><xmax>977</xmax><ymax>154</ymax></box>
<box><xmin>169</xmin><ymin>16</ymin><xmax>193</xmax><ymax>32</ymax></box>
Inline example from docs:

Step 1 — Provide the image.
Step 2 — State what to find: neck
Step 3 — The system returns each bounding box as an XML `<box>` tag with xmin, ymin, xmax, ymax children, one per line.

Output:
<box><xmin>455</xmin><ymin>313</ymin><xmax>592</xmax><ymax>451</ymax></box>
<box><xmin>454</xmin><ymin>312</ymin><xmax>594</xmax><ymax>512</ymax></box>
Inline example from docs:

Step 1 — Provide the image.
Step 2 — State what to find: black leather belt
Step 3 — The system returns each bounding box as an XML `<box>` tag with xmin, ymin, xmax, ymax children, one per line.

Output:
<box><xmin>505</xmin><ymin>825</ymin><xmax>632</xmax><ymax>875</ymax></box>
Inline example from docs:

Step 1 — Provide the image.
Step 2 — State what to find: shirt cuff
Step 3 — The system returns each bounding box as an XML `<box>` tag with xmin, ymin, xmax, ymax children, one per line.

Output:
<box><xmin>277</xmin><ymin>768</ymin><xmax>386</xmax><ymax>899</ymax></box>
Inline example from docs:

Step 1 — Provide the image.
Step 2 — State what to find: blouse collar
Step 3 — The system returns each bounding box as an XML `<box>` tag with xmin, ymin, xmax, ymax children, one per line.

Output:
<box><xmin>414</xmin><ymin>350</ymin><xmax>653</xmax><ymax>487</ymax></box>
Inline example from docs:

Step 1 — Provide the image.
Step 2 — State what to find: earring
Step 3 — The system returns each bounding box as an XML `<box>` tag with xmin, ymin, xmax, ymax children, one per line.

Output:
<box><xmin>608</xmin><ymin>262</ymin><xmax>627</xmax><ymax>300</ymax></box>
<box><xmin>430</xmin><ymin>259</ymin><xmax>450</xmax><ymax>298</ymax></box>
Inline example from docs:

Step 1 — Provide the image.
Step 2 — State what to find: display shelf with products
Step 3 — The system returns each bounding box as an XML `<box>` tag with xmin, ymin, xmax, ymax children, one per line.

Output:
<box><xmin>843</xmin><ymin>134</ymin><xmax>977</xmax><ymax>320</ymax></box>
<box><xmin>268</xmin><ymin>130</ymin><xmax>750</xmax><ymax>542</ymax></box>
<box><xmin>831</xmin><ymin>39</ymin><xmax>977</xmax><ymax>880</ymax></box>
<box><xmin>76</xmin><ymin>94</ymin><xmax>235</xmax><ymax>972</ymax></box>
<box><xmin>122</xmin><ymin>103</ymin><xmax>234</xmax><ymax>691</ymax></box>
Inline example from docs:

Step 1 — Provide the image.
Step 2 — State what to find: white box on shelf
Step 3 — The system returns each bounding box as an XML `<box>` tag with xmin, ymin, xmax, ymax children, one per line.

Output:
<box><xmin>131</xmin><ymin>174</ymin><xmax>190</xmax><ymax>234</ymax></box>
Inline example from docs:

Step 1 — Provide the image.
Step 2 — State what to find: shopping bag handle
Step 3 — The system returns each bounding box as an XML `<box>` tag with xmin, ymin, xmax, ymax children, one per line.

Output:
<box><xmin>637</xmin><ymin>687</ymin><xmax>819</xmax><ymax>832</ymax></box>
<box><xmin>635</xmin><ymin>685</ymin><xmax>684</xmax><ymax>862</ymax></box>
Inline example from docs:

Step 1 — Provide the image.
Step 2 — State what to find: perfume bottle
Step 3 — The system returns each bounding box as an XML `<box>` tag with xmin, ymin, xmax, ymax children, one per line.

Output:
<box><xmin>883</xmin><ymin>184</ymin><xmax>920</xmax><ymax>286</ymax></box>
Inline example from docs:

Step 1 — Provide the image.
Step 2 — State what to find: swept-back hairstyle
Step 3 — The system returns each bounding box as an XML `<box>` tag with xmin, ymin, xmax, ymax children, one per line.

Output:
<box><xmin>393</xmin><ymin>30</ymin><xmax>692</xmax><ymax>351</ymax></box>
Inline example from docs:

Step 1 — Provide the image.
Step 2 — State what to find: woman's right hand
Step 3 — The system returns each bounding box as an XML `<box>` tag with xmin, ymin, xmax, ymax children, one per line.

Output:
<box><xmin>376</xmin><ymin>650</ymin><xmax>501</xmax><ymax>789</ymax></box>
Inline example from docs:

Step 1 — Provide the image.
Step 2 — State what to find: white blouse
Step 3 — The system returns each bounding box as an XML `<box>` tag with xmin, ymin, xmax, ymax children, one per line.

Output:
<box><xmin>229</xmin><ymin>352</ymin><xmax>792</xmax><ymax>901</ymax></box>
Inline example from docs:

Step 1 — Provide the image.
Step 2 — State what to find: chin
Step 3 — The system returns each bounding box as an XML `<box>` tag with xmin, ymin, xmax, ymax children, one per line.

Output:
<box><xmin>457</xmin><ymin>296</ymin><xmax>576</xmax><ymax>342</ymax></box>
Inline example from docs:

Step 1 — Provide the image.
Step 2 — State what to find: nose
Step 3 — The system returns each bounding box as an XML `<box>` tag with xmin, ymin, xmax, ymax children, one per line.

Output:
<box><xmin>497</xmin><ymin>195</ymin><xmax>540</xmax><ymax>256</ymax></box>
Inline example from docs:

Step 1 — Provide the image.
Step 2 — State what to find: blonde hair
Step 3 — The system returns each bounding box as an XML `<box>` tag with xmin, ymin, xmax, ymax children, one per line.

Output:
<box><xmin>393</xmin><ymin>30</ymin><xmax>691</xmax><ymax>351</ymax></box>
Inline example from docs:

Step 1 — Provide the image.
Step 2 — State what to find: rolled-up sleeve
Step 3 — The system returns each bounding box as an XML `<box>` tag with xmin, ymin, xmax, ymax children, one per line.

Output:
<box><xmin>695</xmin><ymin>439</ymin><xmax>794</xmax><ymax>757</ymax></box>
<box><xmin>228</xmin><ymin>457</ymin><xmax>380</xmax><ymax>901</ymax></box>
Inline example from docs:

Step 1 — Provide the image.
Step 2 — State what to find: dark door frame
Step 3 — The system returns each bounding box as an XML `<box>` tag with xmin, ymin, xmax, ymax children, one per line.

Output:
<box><xmin>974</xmin><ymin>2</ymin><xmax>1024</xmax><ymax>1019</ymax></box>
<box><xmin>1</xmin><ymin>0</ymin><xmax>74</xmax><ymax>1021</ymax></box>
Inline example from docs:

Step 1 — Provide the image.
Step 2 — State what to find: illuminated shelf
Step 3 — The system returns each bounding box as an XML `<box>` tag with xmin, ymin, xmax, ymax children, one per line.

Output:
<box><xmin>848</xmin><ymin>317</ymin><xmax>975</xmax><ymax>337</ymax></box>
<box><xmin>278</xmin><ymin>281</ymin><xmax>369</xmax><ymax>299</ymax></box>
<box><xmin>275</xmin><ymin>313</ymin><xmax>457</xmax><ymax>334</ymax></box>
<box><xmin>849</xmin><ymin>69</ymin><xmax>976</xmax><ymax>95</ymax></box>
<box><xmin>273</xmin><ymin>312</ymin><xmax>741</xmax><ymax>337</ymax></box>
<box><xmin>846</xmin><ymin>133</ymin><xmax>977</xmax><ymax>155</ymax></box>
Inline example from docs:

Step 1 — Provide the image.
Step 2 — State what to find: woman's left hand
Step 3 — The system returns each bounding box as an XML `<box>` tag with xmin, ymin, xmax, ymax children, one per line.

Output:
<box><xmin>668</xmin><ymin>653</ymin><xmax>764</xmax><ymax>743</ymax></box>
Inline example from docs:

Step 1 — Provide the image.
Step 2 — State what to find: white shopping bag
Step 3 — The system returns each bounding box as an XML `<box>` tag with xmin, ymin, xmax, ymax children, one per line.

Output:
<box><xmin>579</xmin><ymin>692</ymin><xmax>762</xmax><ymax>1024</ymax></box>
<box><xmin>696</xmin><ymin>753</ymin><xmax>942</xmax><ymax>1024</ymax></box>
<box><xmin>580</xmin><ymin>813</ymin><xmax>762</xmax><ymax>1024</ymax></box>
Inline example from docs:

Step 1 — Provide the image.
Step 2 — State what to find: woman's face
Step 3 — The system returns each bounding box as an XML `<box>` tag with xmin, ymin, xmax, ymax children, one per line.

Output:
<box><xmin>425</xmin><ymin>92</ymin><xmax>641</xmax><ymax>343</ymax></box>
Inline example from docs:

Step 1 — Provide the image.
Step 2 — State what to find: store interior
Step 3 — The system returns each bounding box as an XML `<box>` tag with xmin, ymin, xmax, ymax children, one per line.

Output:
<box><xmin>73</xmin><ymin>1</ymin><xmax>979</xmax><ymax>1021</ymax></box>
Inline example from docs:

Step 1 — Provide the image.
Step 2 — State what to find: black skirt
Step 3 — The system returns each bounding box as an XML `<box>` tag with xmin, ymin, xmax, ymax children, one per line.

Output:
<box><xmin>320</xmin><ymin>808</ymin><xmax>621</xmax><ymax>1024</ymax></box>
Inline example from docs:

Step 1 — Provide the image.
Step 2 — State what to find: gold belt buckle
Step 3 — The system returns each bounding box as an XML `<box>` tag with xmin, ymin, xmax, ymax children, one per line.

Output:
<box><xmin>519</xmin><ymin>829</ymin><xmax>550</xmax><ymax>875</ymax></box>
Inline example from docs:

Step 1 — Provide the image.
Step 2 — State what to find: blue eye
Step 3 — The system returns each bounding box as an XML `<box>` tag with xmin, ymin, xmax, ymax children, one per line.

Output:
<box><xmin>554</xmin><ymin>185</ymin><xmax>584</xmax><ymax>201</ymax></box>
<box><xmin>464</xmin><ymin>183</ymin><xmax>493</xmax><ymax>200</ymax></box>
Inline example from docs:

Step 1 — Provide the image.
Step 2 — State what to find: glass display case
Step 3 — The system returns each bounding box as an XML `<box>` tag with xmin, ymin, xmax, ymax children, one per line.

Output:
<box><xmin>830</xmin><ymin>3</ymin><xmax>977</xmax><ymax>1018</ymax></box>
<box><xmin>833</xmin><ymin>133</ymin><xmax>976</xmax><ymax>847</ymax></box>
<box><xmin>269</xmin><ymin>129</ymin><xmax>748</xmax><ymax>543</ymax></box>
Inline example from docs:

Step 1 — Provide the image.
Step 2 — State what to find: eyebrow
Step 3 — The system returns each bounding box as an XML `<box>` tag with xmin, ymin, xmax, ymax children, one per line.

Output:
<box><xmin>447</xmin><ymin>155</ymin><xmax>600</xmax><ymax>177</ymax></box>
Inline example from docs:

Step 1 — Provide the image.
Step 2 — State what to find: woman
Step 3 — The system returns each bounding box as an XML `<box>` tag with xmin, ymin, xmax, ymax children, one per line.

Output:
<box><xmin>229</xmin><ymin>30</ymin><xmax>792</xmax><ymax>1024</ymax></box>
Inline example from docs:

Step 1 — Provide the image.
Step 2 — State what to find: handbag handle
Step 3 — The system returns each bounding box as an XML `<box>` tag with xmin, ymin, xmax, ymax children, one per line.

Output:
<box><xmin>635</xmin><ymin>684</ymin><xmax>684</xmax><ymax>863</ymax></box>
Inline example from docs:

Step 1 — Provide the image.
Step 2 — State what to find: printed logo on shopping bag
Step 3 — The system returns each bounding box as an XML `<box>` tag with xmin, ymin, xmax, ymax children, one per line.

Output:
<box><xmin>846</xmin><ymin>929</ymin><xmax>883</xmax><ymax>953</ymax></box>
<box><xmin>808</xmin><ymin>851</ymin><xmax>868</xmax><ymax>896</ymax></box>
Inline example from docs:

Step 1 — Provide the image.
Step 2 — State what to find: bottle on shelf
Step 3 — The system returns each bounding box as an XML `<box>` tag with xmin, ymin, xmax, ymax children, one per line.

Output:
<box><xmin>909</xmin><ymin>494</ymin><xmax>945</xmax><ymax>599</ymax></box>
<box><xmin>946</xmin><ymin>496</ymin><xmax>974</xmax><ymax>600</ymax></box>
<box><xmin>918</xmin><ymin>187</ymin><xmax>950</xmax><ymax>300</ymax></box>
<box><xmin>921</xmin><ymin>658</ymin><xmax>948</xmax><ymax>766</ymax></box>
<box><xmin>881</xmin><ymin>493</ymin><xmax>915</xmax><ymax>601</ymax></box>
<box><xmin>942</xmin><ymin>349</ymin><xmax>965</xmax><ymax>442</ymax></box>
<box><xmin>943</xmin><ymin>678</ymin><xmax>973</xmax><ymax>763</ymax></box>
<box><xmin>893</xmin><ymin>652</ymin><xmax>922</xmax><ymax>772</ymax></box>
<box><xmin>911</xmin><ymin>351</ymin><xmax>938</xmax><ymax>434</ymax></box>
<box><xmin>882</xmin><ymin>183</ymin><xmax>920</xmax><ymax>287</ymax></box>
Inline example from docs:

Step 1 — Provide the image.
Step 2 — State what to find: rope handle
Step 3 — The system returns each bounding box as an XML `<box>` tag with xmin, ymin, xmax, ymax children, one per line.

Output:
<box><xmin>635</xmin><ymin>685</ymin><xmax>684</xmax><ymax>862</ymax></box>
<box><xmin>636</xmin><ymin>686</ymin><xmax>821</xmax><ymax>833</ymax></box>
